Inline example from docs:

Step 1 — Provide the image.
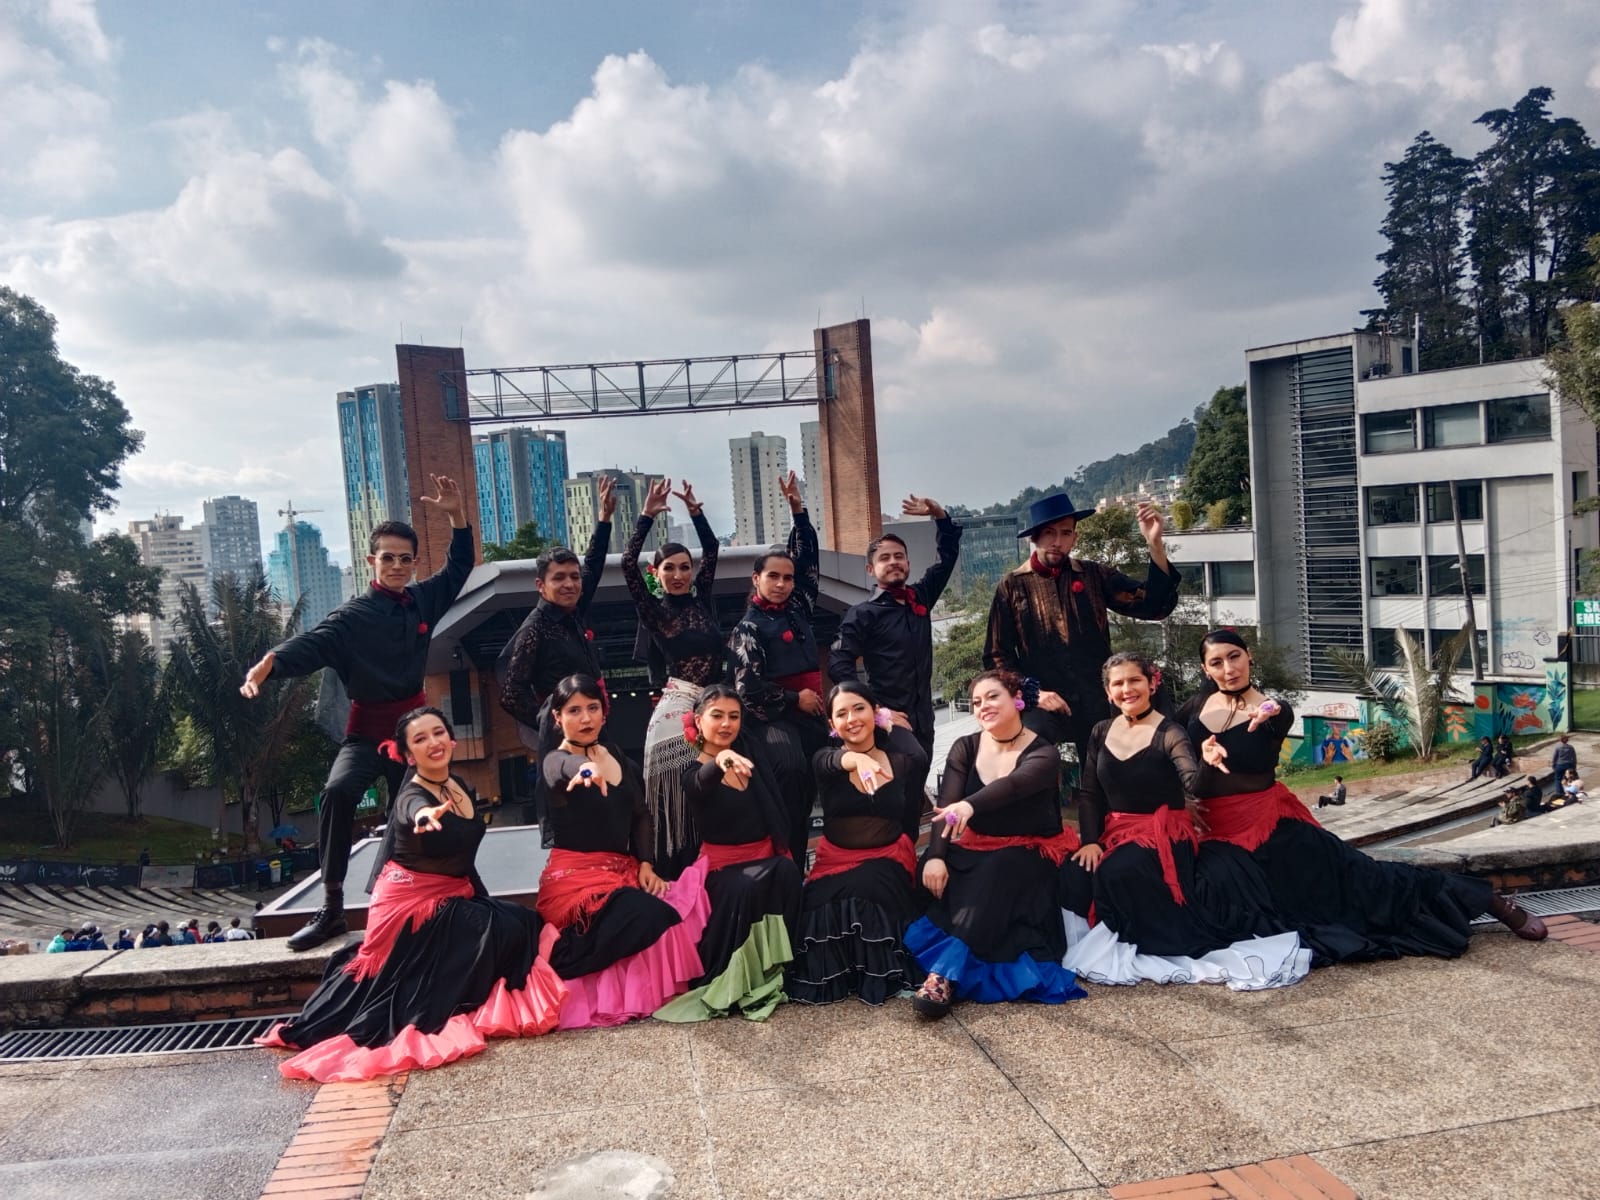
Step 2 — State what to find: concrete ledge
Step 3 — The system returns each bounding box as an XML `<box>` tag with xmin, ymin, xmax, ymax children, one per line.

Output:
<box><xmin>0</xmin><ymin>934</ymin><xmax>362</xmax><ymax>1030</ymax></box>
<box><xmin>1369</xmin><ymin>802</ymin><xmax>1600</xmax><ymax>889</ymax></box>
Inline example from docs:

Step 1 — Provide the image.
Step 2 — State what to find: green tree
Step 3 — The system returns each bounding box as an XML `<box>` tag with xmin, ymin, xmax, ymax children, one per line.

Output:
<box><xmin>1367</xmin><ymin>131</ymin><xmax>1476</xmax><ymax>369</ymax></box>
<box><xmin>482</xmin><ymin>520</ymin><xmax>551</xmax><ymax>563</ymax></box>
<box><xmin>18</xmin><ymin>629</ymin><xmax>110</xmax><ymax>848</ymax></box>
<box><xmin>165</xmin><ymin>568</ymin><xmax>316</xmax><ymax>853</ymax></box>
<box><xmin>932</xmin><ymin>614</ymin><xmax>989</xmax><ymax>705</ymax></box>
<box><xmin>1182</xmin><ymin>386</ymin><xmax>1250</xmax><ymax>519</ymax></box>
<box><xmin>95</xmin><ymin>629</ymin><xmax>170</xmax><ymax>820</ymax></box>
<box><xmin>1548</xmin><ymin>232</ymin><xmax>1600</xmax><ymax>423</ymax></box>
<box><xmin>1469</xmin><ymin>87</ymin><xmax>1600</xmax><ymax>360</ymax></box>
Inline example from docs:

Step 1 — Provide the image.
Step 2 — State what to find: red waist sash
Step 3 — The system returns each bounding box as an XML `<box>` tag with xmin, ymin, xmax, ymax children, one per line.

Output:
<box><xmin>1199</xmin><ymin>783</ymin><xmax>1319</xmax><ymax>852</ymax></box>
<box><xmin>808</xmin><ymin>834</ymin><xmax>916</xmax><ymax>883</ymax></box>
<box><xmin>775</xmin><ymin>670</ymin><xmax>823</xmax><ymax>698</ymax></box>
<box><xmin>536</xmin><ymin>849</ymin><xmax>638</xmax><ymax>931</ymax></box>
<box><xmin>955</xmin><ymin>827</ymin><xmax>1081</xmax><ymax>866</ymax></box>
<box><xmin>345</xmin><ymin>864</ymin><xmax>472</xmax><ymax>981</ymax></box>
<box><xmin>347</xmin><ymin>689</ymin><xmax>428</xmax><ymax>742</ymax></box>
<box><xmin>698</xmin><ymin>837</ymin><xmax>788</xmax><ymax>871</ymax></box>
<box><xmin>1101</xmin><ymin>807</ymin><xmax>1198</xmax><ymax>906</ymax></box>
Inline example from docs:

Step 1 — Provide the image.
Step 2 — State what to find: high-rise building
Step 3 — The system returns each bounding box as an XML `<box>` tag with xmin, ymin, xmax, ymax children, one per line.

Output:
<box><xmin>473</xmin><ymin>427</ymin><xmax>568</xmax><ymax>548</ymax></box>
<box><xmin>800</xmin><ymin>420</ymin><xmax>828</xmax><ymax>549</ymax></box>
<box><xmin>267</xmin><ymin>520</ymin><xmax>345</xmax><ymax>631</ymax></box>
<box><xmin>127</xmin><ymin>514</ymin><xmax>207</xmax><ymax>657</ymax></box>
<box><xmin>200</xmin><ymin>495</ymin><xmax>262</xmax><ymax>592</ymax></box>
<box><xmin>564</xmin><ymin>469</ymin><xmax>665</xmax><ymax>554</ymax></box>
<box><xmin>337</xmin><ymin>382</ymin><xmax>411</xmax><ymax>589</ymax></box>
<box><xmin>729</xmin><ymin>431</ymin><xmax>791</xmax><ymax>546</ymax></box>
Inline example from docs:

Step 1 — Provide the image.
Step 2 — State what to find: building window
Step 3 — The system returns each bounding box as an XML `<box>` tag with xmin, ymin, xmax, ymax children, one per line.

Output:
<box><xmin>1210</xmin><ymin>561</ymin><xmax>1256</xmax><ymax>596</ymax></box>
<box><xmin>1427</xmin><ymin>554</ymin><xmax>1486</xmax><ymax>595</ymax></box>
<box><xmin>1370</xmin><ymin>556</ymin><xmax>1422</xmax><ymax>595</ymax></box>
<box><xmin>1363</xmin><ymin>410</ymin><xmax>1416</xmax><ymax>454</ymax></box>
<box><xmin>1422</xmin><ymin>402</ymin><xmax>1480</xmax><ymax>448</ymax></box>
<box><xmin>1574</xmin><ymin>471</ymin><xmax>1591</xmax><ymax>504</ymax></box>
<box><xmin>1366</xmin><ymin>484</ymin><xmax>1419</xmax><ymax>526</ymax></box>
<box><xmin>1486</xmin><ymin>393</ymin><xmax>1551</xmax><ymax>443</ymax></box>
<box><xmin>1370</xmin><ymin>627</ymin><xmax>1413</xmax><ymax>668</ymax></box>
<box><xmin>1428</xmin><ymin>627</ymin><xmax>1488</xmax><ymax>671</ymax></box>
<box><xmin>1424</xmin><ymin>481</ymin><xmax>1483</xmax><ymax>523</ymax></box>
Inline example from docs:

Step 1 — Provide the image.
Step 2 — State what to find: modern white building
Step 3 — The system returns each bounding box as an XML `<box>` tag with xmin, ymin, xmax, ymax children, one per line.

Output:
<box><xmin>127</xmin><ymin>514</ymin><xmax>207</xmax><ymax>657</ymax></box>
<box><xmin>200</xmin><ymin>494</ymin><xmax>262</xmax><ymax>592</ymax></box>
<box><xmin>1228</xmin><ymin>331</ymin><xmax>1592</xmax><ymax>704</ymax></box>
<box><xmin>729</xmin><ymin>431</ymin><xmax>791</xmax><ymax>546</ymax></box>
<box><xmin>800</xmin><ymin>420</ymin><xmax>828</xmax><ymax>549</ymax></box>
<box><xmin>563</xmin><ymin>469</ymin><xmax>665</xmax><ymax>555</ymax></box>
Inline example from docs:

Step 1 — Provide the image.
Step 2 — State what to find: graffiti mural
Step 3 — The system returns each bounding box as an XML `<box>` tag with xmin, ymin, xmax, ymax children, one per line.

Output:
<box><xmin>1301</xmin><ymin>715</ymin><xmax>1369</xmax><ymax>764</ymax></box>
<box><xmin>1545</xmin><ymin>662</ymin><xmax>1570</xmax><ymax>733</ymax></box>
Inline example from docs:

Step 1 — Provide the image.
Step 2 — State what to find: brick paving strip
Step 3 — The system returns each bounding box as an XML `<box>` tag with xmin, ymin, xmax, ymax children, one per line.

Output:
<box><xmin>1107</xmin><ymin>1154</ymin><xmax>1359</xmax><ymax>1199</ymax></box>
<box><xmin>1543</xmin><ymin>914</ymin><xmax>1600</xmax><ymax>951</ymax></box>
<box><xmin>259</xmin><ymin>1073</ymin><xmax>409</xmax><ymax>1200</ymax></box>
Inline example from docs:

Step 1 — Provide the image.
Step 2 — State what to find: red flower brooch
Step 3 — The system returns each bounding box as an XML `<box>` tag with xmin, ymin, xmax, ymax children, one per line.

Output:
<box><xmin>781</xmin><ymin>630</ymin><xmax>795</xmax><ymax>643</ymax></box>
<box><xmin>417</xmin><ymin>621</ymin><xmax>430</xmax><ymax>634</ymax></box>
<box><xmin>1070</xmin><ymin>580</ymin><xmax>1085</xmax><ymax>594</ymax></box>
<box><xmin>584</xmin><ymin>629</ymin><xmax>595</xmax><ymax>641</ymax></box>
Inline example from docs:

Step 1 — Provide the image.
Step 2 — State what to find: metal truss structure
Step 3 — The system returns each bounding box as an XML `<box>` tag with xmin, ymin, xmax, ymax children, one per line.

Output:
<box><xmin>448</xmin><ymin>349</ymin><xmax>835</xmax><ymax>423</ymax></box>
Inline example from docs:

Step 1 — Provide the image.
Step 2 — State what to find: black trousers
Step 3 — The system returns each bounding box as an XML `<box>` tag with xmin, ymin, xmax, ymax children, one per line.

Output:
<box><xmin>762</xmin><ymin>713</ymin><xmax>831</xmax><ymax>867</ymax></box>
<box><xmin>317</xmin><ymin>736</ymin><xmax>407</xmax><ymax>893</ymax></box>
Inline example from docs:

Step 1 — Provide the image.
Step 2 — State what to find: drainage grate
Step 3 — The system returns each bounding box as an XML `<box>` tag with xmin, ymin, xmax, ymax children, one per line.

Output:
<box><xmin>1471</xmin><ymin>885</ymin><xmax>1600</xmax><ymax>926</ymax></box>
<box><xmin>0</xmin><ymin>1014</ymin><xmax>288</xmax><ymax>1062</ymax></box>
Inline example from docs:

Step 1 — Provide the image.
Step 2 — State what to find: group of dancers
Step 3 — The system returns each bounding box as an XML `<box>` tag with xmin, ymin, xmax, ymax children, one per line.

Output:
<box><xmin>245</xmin><ymin>476</ymin><xmax>1550</xmax><ymax>1083</ymax></box>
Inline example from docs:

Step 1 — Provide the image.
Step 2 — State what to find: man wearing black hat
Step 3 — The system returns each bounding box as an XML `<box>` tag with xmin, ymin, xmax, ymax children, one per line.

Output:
<box><xmin>984</xmin><ymin>492</ymin><xmax>1179</xmax><ymax>763</ymax></box>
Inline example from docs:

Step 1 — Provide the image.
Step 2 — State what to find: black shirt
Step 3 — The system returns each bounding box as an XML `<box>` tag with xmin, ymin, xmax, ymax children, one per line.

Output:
<box><xmin>1078</xmin><ymin>718</ymin><xmax>1200</xmax><ymax>845</ymax></box>
<box><xmin>385</xmin><ymin>775</ymin><xmax>485</xmax><ymax>879</ymax></box>
<box><xmin>828</xmin><ymin>516</ymin><xmax>962</xmax><ymax>743</ymax></box>
<box><xmin>813</xmin><ymin>727</ymin><xmax>928</xmax><ymax>849</ymax></box>
<box><xmin>682</xmin><ymin>760</ymin><xmax>784</xmax><ymax>847</ymax></box>
<box><xmin>499</xmin><ymin>523</ymin><xmax>610</xmax><ymax>728</ymax></box>
<box><xmin>541</xmin><ymin>747</ymin><xmax>654</xmax><ymax>859</ymax></box>
<box><xmin>926</xmin><ymin>733</ymin><xmax>1062</xmax><ymax>859</ymax></box>
<box><xmin>268</xmin><ymin>525</ymin><xmax>475</xmax><ymax>702</ymax></box>
<box><xmin>1180</xmin><ymin>697</ymin><xmax>1295</xmax><ymax>799</ymax></box>
<box><xmin>728</xmin><ymin>509</ymin><xmax>820</xmax><ymax>722</ymax></box>
<box><xmin>622</xmin><ymin>512</ymin><xmax>724</xmax><ymax>686</ymax></box>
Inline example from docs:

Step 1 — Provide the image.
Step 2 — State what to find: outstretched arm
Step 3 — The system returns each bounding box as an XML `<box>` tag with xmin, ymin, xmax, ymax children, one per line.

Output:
<box><xmin>904</xmin><ymin>496</ymin><xmax>962</xmax><ymax>608</ymax></box>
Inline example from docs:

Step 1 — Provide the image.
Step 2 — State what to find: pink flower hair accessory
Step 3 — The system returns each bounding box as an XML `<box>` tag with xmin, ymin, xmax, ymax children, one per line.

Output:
<box><xmin>1013</xmin><ymin>697</ymin><xmax>1026</xmax><ymax>711</ymax></box>
<box><xmin>875</xmin><ymin>707</ymin><xmax>894</xmax><ymax>730</ymax></box>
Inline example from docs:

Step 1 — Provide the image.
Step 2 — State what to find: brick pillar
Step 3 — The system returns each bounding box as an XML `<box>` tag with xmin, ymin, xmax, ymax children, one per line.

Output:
<box><xmin>394</xmin><ymin>344</ymin><xmax>482</xmax><ymax>579</ymax></box>
<box><xmin>814</xmin><ymin>319</ymin><xmax>881</xmax><ymax>556</ymax></box>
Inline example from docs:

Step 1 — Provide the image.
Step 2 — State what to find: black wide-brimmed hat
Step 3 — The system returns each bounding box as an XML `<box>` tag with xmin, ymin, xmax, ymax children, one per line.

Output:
<box><xmin>1017</xmin><ymin>492</ymin><xmax>1097</xmax><ymax>539</ymax></box>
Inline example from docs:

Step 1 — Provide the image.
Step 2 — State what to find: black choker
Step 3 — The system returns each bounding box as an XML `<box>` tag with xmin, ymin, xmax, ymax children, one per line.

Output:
<box><xmin>990</xmin><ymin>725</ymin><xmax>1028</xmax><ymax>747</ymax></box>
<box><xmin>1123</xmin><ymin>706</ymin><xmax>1154</xmax><ymax>725</ymax></box>
<box><xmin>1219</xmin><ymin>684</ymin><xmax>1253</xmax><ymax>697</ymax></box>
<box><xmin>416</xmin><ymin>771</ymin><xmax>451</xmax><ymax>785</ymax></box>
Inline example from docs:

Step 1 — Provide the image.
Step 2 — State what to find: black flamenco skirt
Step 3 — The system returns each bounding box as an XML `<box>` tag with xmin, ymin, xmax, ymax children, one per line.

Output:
<box><xmin>1198</xmin><ymin>821</ymin><xmax>1494</xmax><ymax>966</ymax></box>
<box><xmin>262</xmin><ymin>887</ymin><xmax>563</xmax><ymax>1082</ymax></box>
<box><xmin>905</xmin><ymin>845</ymin><xmax>1085</xmax><ymax>1004</ymax></box>
<box><xmin>789</xmin><ymin>859</ymin><xmax>924</xmax><ymax>1005</ymax></box>
<box><xmin>1059</xmin><ymin>840</ymin><xmax>1241</xmax><ymax>960</ymax></box>
<box><xmin>694</xmin><ymin>855</ymin><xmax>804</xmax><ymax>984</ymax></box>
<box><xmin>548</xmin><ymin>888</ymin><xmax>685</xmax><ymax>979</ymax></box>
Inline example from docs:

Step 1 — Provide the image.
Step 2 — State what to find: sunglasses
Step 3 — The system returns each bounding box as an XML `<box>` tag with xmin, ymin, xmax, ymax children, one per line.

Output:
<box><xmin>375</xmin><ymin>553</ymin><xmax>416</xmax><ymax>566</ymax></box>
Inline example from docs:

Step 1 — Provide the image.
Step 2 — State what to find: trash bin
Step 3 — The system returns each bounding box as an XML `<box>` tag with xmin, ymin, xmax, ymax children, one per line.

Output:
<box><xmin>280</xmin><ymin>859</ymin><xmax>294</xmax><ymax>884</ymax></box>
<box><xmin>268</xmin><ymin>858</ymin><xmax>282</xmax><ymax>885</ymax></box>
<box><xmin>254</xmin><ymin>860</ymin><xmax>271</xmax><ymax>890</ymax></box>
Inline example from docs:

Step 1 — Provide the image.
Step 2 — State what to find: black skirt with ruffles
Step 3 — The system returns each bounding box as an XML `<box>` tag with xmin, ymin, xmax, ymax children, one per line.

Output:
<box><xmin>694</xmin><ymin>854</ymin><xmax>803</xmax><ymax>985</ymax></box>
<box><xmin>789</xmin><ymin>858</ymin><xmax>924</xmax><ymax>1005</ymax></box>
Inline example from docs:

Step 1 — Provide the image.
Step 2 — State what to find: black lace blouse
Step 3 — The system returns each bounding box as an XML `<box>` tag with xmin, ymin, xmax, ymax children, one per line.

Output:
<box><xmin>622</xmin><ymin>512</ymin><xmax>724</xmax><ymax>686</ymax></box>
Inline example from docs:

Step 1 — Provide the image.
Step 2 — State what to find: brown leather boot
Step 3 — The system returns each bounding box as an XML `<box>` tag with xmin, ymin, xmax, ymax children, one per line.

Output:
<box><xmin>1488</xmin><ymin>894</ymin><xmax>1548</xmax><ymax>941</ymax></box>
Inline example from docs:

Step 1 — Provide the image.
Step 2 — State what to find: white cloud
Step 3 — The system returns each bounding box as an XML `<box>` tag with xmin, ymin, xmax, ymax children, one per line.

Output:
<box><xmin>0</xmin><ymin>3</ymin><xmax>115</xmax><ymax>201</ymax></box>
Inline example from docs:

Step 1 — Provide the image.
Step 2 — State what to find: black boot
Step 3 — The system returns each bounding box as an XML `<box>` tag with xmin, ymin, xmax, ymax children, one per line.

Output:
<box><xmin>287</xmin><ymin>891</ymin><xmax>348</xmax><ymax>951</ymax></box>
<box><xmin>1487</xmin><ymin>893</ymin><xmax>1548</xmax><ymax>942</ymax></box>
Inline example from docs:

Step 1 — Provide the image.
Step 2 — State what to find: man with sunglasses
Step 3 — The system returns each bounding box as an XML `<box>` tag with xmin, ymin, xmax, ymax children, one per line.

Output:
<box><xmin>241</xmin><ymin>474</ymin><xmax>474</xmax><ymax>950</ymax></box>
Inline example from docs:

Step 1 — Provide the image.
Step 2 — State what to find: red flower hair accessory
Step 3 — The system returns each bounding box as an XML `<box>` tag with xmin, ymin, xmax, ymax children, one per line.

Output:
<box><xmin>1150</xmin><ymin>668</ymin><xmax>1162</xmax><ymax>691</ymax></box>
<box><xmin>680</xmin><ymin>711</ymin><xmax>702</xmax><ymax>749</ymax></box>
<box><xmin>377</xmin><ymin>739</ymin><xmax>404</xmax><ymax>763</ymax></box>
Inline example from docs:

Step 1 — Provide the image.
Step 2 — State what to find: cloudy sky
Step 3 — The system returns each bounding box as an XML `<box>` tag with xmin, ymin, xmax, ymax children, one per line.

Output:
<box><xmin>4</xmin><ymin>0</ymin><xmax>1599</xmax><ymax>564</ymax></box>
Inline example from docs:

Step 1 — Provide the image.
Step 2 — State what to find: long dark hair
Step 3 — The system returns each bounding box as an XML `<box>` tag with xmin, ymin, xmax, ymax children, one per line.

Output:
<box><xmin>653</xmin><ymin>541</ymin><xmax>692</xmax><ymax>568</ymax></box>
<box><xmin>552</xmin><ymin>673</ymin><xmax>607</xmax><ymax>713</ymax></box>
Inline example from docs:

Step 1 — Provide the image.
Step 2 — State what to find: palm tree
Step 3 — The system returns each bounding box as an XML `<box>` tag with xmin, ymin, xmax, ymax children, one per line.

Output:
<box><xmin>165</xmin><ymin>566</ymin><xmax>314</xmax><ymax>853</ymax></box>
<box><xmin>1328</xmin><ymin>626</ymin><xmax>1472</xmax><ymax>762</ymax></box>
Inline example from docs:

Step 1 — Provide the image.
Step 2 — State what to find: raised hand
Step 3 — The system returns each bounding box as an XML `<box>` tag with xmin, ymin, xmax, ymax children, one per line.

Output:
<box><xmin>240</xmin><ymin>652</ymin><xmax>274</xmax><ymax>699</ymax></box>
<box><xmin>1246</xmin><ymin>698</ymin><xmax>1281</xmax><ymax>733</ymax></box>
<box><xmin>642</xmin><ymin>477</ymin><xmax>672</xmax><ymax>519</ymax></box>
<box><xmin>1201</xmin><ymin>735</ymin><xmax>1229</xmax><ymax>774</ymax></box>
<box><xmin>598</xmin><ymin>474</ymin><xmax>617</xmax><ymax>521</ymax></box>
<box><xmin>930</xmin><ymin>799</ymin><xmax>975</xmax><ymax>841</ymax></box>
<box><xmin>1135</xmin><ymin>501</ymin><xmax>1164</xmax><ymax>548</ymax></box>
<box><xmin>566</xmin><ymin>761</ymin><xmax>610</xmax><ymax>796</ymax></box>
<box><xmin>671</xmin><ymin>481</ymin><xmax>702</xmax><ymax>515</ymax></box>
<box><xmin>901</xmin><ymin>494</ymin><xmax>947</xmax><ymax>520</ymax></box>
<box><xmin>413</xmin><ymin>802</ymin><xmax>451</xmax><ymax>834</ymax></box>
<box><xmin>715</xmin><ymin>750</ymin><xmax>755</xmax><ymax>790</ymax></box>
<box><xmin>777</xmin><ymin>470</ymin><xmax>803</xmax><ymax>514</ymax></box>
<box><xmin>419</xmin><ymin>475</ymin><xmax>468</xmax><ymax>526</ymax></box>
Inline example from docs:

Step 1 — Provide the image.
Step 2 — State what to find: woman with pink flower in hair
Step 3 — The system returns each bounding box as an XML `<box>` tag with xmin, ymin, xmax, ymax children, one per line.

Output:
<box><xmin>621</xmin><ymin>476</ymin><xmax>725</xmax><ymax>880</ymax></box>
<box><xmin>789</xmin><ymin>681</ymin><xmax>929</xmax><ymax>1006</ymax></box>
<box><xmin>655</xmin><ymin>685</ymin><xmax>802</xmax><ymax>1022</ymax></box>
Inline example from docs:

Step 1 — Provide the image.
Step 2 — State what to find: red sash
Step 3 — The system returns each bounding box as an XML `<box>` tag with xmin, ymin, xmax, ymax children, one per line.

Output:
<box><xmin>698</xmin><ymin>838</ymin><xmax>788</xmax><ymax>871</ymax></box>
<box><xmin>775</xmin><ymin>670</ymin><xmax>823</xmax><ymax>698</ymax></box>
<box><xmin>536</xmin><ymin>849</ymin><xmax>638</xmax><ymax>931</ymax></box>
<box><xmin>955</xmin><ymin>827</ymin><xmax>1081</xmax><ymax>866</ymax></box>
<box><xmin>344</xmin><ymin>864</ymin><xmax>472</xmax><ymax>981</ymax></box>
<box><xmin>347</xmin><ymin>689</ymin><xmax>428</xmax><ymax>742</ymax></box>
<box><xmin>1199</xmin><ymin>783</ymin><xmax>1320</xmax><ymax>852</ymax></box>
<box><xmin>808</xmin><ymin>835</ymin><xmax>916</xmax><ymax>883</ymax></box>
<box><xmin>1101</xmin><ymin>808</ymin><xmax>1198</xmax><ymax>906</ymax></box>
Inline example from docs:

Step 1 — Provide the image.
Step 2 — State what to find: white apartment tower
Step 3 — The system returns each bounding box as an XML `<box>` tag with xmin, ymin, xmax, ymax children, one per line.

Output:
<box><xmin>800</xmin><ymin>420</ymin><xmax>828</xmax><ymax>549</ymax></box>
<box><xmin>127</xmin><ymin>514</ymin><xmax>208</xmax><ymax>657</ymax></box>
<box><xmin>729</xmin><ymin>431</ymin><xmax>791</xmax><ymax>546</ymax></box>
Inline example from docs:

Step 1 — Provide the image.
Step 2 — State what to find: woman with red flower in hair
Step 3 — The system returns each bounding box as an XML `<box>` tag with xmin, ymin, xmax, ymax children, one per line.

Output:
<box><xmin>727</xmin><ymin>470</ymin><xmax>827</xmax><ymax>865</ymax></box>
<box><xmin>622</xmin><ymin>476</ymin><xmax>726</xmax><ymax>880</ymax></box>
<box><xmin>259</xmin><ymin>706</ymin><xmax>566</xmax><ymax>1081</ymax></box>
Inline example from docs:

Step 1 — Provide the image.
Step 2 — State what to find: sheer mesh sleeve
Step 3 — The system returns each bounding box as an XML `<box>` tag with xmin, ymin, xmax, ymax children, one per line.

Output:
<box><xmin>963</xmin><ymin>737</ymin><xmax>1060</xmax><ymax>815</ymax></box>
<box><xmin>1077</xmin><ymin>721</ymin><xmax>1112</xmax><ymax>845</ymax></box>
<box><xmin>1158</xmin><ymin>719</ymin><xmax>1201</xmax><ymax>803</ymax></box>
